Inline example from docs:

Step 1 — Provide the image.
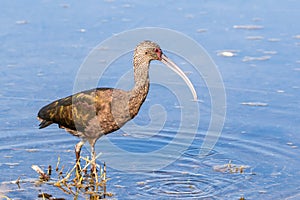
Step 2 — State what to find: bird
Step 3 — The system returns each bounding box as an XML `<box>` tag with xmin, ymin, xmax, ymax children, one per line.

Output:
<box><xmin>37</xmin><ymin>40</ymin><xmax>197</xmax><ymax>172</ymax></box>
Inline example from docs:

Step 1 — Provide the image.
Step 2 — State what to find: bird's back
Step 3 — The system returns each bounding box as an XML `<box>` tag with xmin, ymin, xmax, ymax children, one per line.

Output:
<box><xmin>38</xmin><ymin>88</ymin><xmax>98</xmax><ymax>132</ymax></box>
<box><xmin>38</xmin><ymin>88</ymin><xmax>135</xmax><ymax>138</ymax></box>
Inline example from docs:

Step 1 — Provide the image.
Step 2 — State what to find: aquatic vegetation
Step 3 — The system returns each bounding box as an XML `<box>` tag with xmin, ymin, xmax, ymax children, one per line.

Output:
<box><xmin>32</xmin><ymin>156</ymin><xmax>112</xmax><ymax>199</ymax></box>
<box><xmin>213</xmin><ymin>160</ymin><xmax>251</xmax><ymax>174</ymax></box>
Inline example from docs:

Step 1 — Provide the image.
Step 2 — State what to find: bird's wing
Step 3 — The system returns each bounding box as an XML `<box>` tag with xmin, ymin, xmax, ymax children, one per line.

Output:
<box><xmin>37</xmin><ymin>88</ymin><xmax>114</xmax><ymax>132</ymax></box>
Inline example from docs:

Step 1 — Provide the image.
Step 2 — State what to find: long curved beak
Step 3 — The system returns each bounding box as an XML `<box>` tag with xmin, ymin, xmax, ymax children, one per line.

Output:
<box><xmin>161</xmin><ymin>54</ymin><xmax>198</xmax><ymax>101</ymax></box>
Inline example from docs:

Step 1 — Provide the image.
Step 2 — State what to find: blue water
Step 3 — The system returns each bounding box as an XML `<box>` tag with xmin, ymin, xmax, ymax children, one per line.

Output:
<box><xmin>1</xmin><ymin>0</ymin><xmax>300</xmax><ymax>199</ymax></box>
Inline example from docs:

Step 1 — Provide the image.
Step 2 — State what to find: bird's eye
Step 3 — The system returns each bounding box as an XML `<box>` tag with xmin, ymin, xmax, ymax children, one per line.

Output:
<box><xmin>145</xmin><ymin>51</ymin><xmax>148</xmax><ymax>55</ymax></box>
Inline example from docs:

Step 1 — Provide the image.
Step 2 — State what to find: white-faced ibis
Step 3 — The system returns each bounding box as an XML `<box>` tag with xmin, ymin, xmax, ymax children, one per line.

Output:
<box><xmin>37</xmin><ymin>40</ymin><xmax>197</xmax><ymax>172</ymax></box>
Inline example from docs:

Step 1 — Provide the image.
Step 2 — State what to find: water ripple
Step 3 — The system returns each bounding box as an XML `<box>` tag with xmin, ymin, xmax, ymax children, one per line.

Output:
<box><xmin>136</xmin><ymin>170</ymin><xmax>232</xmax><ymax>199</ymax></box>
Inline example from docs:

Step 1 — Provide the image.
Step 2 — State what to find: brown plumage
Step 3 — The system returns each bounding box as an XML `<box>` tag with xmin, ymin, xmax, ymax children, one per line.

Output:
<box><xmin>37</xmin><ymin>40</ymin><xmax>197</xmax><ymax>172</ymax></box>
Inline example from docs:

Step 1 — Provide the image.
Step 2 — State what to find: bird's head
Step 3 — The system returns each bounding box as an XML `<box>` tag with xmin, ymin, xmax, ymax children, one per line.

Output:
<box><xmin>134</xmin><ymin>40</ymin><xmax>198</xmax><ymax>101</ymax></box>
<box><xmin>134</xmin><ymin>40</ymin><xmax>163</xmax><ymax>62</ymax></box>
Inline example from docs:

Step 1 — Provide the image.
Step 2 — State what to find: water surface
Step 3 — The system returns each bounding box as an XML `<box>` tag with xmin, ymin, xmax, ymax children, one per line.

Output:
<box><xmin>1</xmin><ymin>0</ymin><xmax>300</xmax><ymax>199</ymax></box>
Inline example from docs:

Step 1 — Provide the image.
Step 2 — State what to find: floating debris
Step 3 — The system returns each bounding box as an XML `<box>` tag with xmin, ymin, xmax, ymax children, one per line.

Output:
<box><xmin>26</xmin><ymin>148</ymin><xmax>39</xmax><ymax>152</ymax></box>
<box><xmin>268</xmin><ymin>38</ymin><xmax>281</xmax><ymax>42</ymax></box>
<box><xmin>256</xmin><ymin>49</ymin><xmax>277</xmax><ymax>55</ymax></box>
<box><xmin>252</xmin><ymin>17</ymin><xmax>263</xmax><ymax>22</ymax></box>
<box><xmin>258</xmin><ymin>190</ymin><xmax>267</xmax><ymax>194</ymax></box>
<box><xmin>287</xmin><ymin>142</ymin><xmax>298</xmax><ymax>149</ymax></box>
<box><xmin>185</xmin><ymin>14</ymin><xmax>195</xmax><ymax>19</ymax></box>
<box><xmin>3</xmin><ymin>155</ymin><xmax>13</xmax><ymax>158</ymax></box>
<box><xmin>240</xmin><ymin>102</ymin><xmax>268</xmax><ymax>107</ymax></box>
<box><xmin>78</xmin><ymin>28</ymin><xmax>86</xmax><ymax>33</ymax></box>
<box><xmin>114</xmin><ymin>184</ymin><xmax>126</xmax><ymax>189</ymax></box>
<box><xmin>218</xmin><ymin>51</ymin><xmax>236</xmax><ymax>57</ymax></box>
<box><xmin>213</xmin><ymin>160</ymin><xmax>250</xmax><ymax>174</ymax></box>
<box><xmin>122</xmin><ymin>133</ymin><xmax>130</xmax><ymax>137</ymax></box>
<box><xmin>242</xmin><ymin>55</ymin><xmax>271</xmax><ymax>62</ymax></box>
<box><xmin>293</xmin><ymin>35</ymin><xmax>300</xmax><ymax>39</ymax></box>
<box><xmin>4</xmin><ymin>162</ymin><xmax>19</xmax><ymax>167</ymax></box>
<box><xmin>196</xmin><ymin>29</ymin><xmax>208</xmax><ymax>33</ymax></box>
<box><xmin>217</xmin><ymin>50</ymin><xmax>238</xmax><ymax>57</ymax></box>
<box><xmin>37</xmin><ymin>71</ymin><xmax>44</xmax><ymax>77</ymax></box>
<box><xmin>246</xmin><ymin>36</ymin><xmax>264</xmax><ymax>40</ymax></box>
<box><xmin>136</xmin><ymin>181</ymin><xmax>146</xmax><ymax>186</ymax></box>
<box><xmin>233</xmin><ymin>25</ymin><xmax>264</xmax><ymax>30</ymax></box>
<box><xmin>262</xmin><ymin>50</ymin><xmax>277</xmax><ymax>55</ymax></box>
<box><xmin>15</xmin><ymin>20</ymin><xmax>28</xmax><ymax>25</ymax></box>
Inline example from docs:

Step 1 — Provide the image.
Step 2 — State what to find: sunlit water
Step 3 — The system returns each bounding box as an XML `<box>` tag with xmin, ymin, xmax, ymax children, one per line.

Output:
<box><xmin>1</xmin><ymin>1</ymin><xmax>300</xmax><ymax>199</ymax></box>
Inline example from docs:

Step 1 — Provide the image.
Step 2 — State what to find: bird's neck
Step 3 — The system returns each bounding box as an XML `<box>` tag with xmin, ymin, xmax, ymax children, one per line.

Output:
<box><xmin>129</xmin><ymin>60</ymin><xmax>150</xmax><ymax>118</ymax></box>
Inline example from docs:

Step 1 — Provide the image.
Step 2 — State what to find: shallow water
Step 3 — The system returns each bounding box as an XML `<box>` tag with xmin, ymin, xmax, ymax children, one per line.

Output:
<box><xmin>1</xmin><ymin>0</ymin><xmax>300</xmax><ymax>199</ymax></box>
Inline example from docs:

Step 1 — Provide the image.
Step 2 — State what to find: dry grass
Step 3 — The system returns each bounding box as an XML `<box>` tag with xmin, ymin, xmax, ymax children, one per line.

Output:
<box><xmin>32</xmin><ymin>156</ymin><xmax>113</xmax><ymax>199</ymax></box>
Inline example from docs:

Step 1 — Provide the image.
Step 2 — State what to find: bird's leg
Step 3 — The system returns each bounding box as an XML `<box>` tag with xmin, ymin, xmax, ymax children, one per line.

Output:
<box><xmin>90</xmin><ymin>144</ymin><xmax>97</xmax><ymax>175</ymax></box>
<box><xmin>75</xmin><ymin>140</ymin><xmax>85</xmax><ymax>170</ymax></box>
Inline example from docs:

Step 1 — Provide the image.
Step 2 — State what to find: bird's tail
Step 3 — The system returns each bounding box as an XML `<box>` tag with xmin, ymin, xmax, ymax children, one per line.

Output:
<box><xmin>37</xmin><ymin>117</ymin><xmax>53</xmax><ymax>129</ymax></box>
